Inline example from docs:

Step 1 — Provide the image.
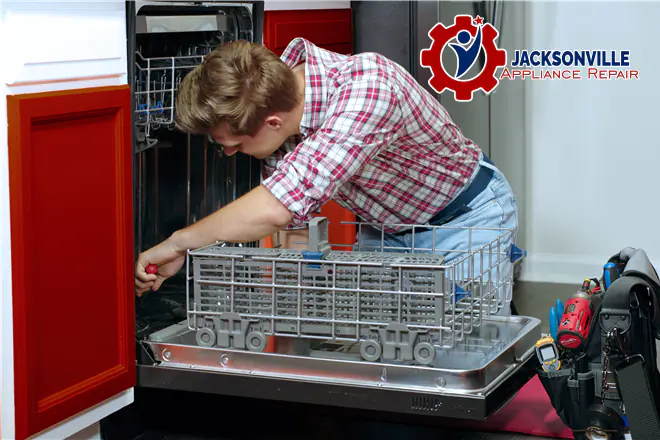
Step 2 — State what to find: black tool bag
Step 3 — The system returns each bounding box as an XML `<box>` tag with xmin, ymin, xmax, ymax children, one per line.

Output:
<box><xmin>537</xmin><ymin>248</ymin><xmax>660</xmax><ymax>440</ymax></box>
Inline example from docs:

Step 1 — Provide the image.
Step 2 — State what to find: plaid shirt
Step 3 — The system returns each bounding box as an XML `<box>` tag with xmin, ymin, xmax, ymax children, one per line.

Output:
<box><xmin>262</xmin><ymin>38</ymin><xmax>481</xmax><ymax>232</ymax></box>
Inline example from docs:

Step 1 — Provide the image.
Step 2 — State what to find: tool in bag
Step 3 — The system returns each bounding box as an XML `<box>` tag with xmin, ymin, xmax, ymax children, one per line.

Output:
<box><xmin>537</xmin><ymin>247</ymin><xmax>660</xmax><ymax>440</ymax></box>
<box><xmin>556</xmin><ymin>280</ymin><xmax>594</xmax><ymax>351</ymax></box>
<box><xmin>536</xmin><ymin>335</ymin><xmax>562</xmax><ymax>372</ymax></box>
<box><xmin>550</xmin><ymin>298</ymin><xmax>565</xmax><ymax>339</ymax></box>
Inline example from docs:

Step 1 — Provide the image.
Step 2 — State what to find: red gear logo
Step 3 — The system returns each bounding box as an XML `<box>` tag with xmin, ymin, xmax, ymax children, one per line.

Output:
<box><xmin>420</xmin><ymin>15</ymin><xmax>507</xmax><ymax>102</ymax></box>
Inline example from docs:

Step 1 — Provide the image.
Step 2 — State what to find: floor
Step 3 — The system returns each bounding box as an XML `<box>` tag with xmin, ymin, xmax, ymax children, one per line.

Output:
<box><xmin>102</xmin><ymin>388</ymin><xmax>566</xmax><ymax>440</ymax></box>
<box><xmin>102</xmin><ymin>280</ymin><xmax>577</xmax><ymax>440</ymax></box>
<box><xmin>122</xmin><ymin>430</ymin><xmax>558</xmax><ymax>440</ymax></box>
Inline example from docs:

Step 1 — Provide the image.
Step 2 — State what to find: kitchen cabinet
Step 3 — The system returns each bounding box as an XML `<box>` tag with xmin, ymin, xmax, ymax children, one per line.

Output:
<box><xmin>1</xmin><ymin>2</ymin><xmax>133</xmax><ymax>439</ymax></box>
<box><xmin>0</xmin><ymin>3</ymin><xmax>358</xmax><ymax>439</ymax></box>
<box><xmin>264</xmin><ymin>8</ymin><xmax>353</xmax><ymax>56</ymax></box>
<box><xmin>7</xmin><ymin>86</ymin><xmax>134</xmax><ymax>440</ymax></box>
<box><xmin>264</xmin><ymin>1</ymin><xmax>350</xmax><ymax>11</ymax></box>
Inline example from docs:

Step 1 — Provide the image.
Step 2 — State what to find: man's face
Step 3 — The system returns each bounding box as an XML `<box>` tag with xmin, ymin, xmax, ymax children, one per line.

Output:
<box><xmin>209</xmin><ymin>117</ymin><xmax>289</xmax><ymax>160</ymax></box>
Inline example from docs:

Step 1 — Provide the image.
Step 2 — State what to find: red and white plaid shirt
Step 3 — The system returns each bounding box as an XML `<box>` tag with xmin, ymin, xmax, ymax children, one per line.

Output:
<box><xmin>262</xmin><ymin>38</ymin><xmax>481</xmax><ymax>232</ymax></box>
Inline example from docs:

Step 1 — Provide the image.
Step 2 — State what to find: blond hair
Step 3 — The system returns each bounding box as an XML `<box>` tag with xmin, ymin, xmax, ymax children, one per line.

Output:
<box><xmin>175</xmin><ymin>40</ymin><xmax>299</xmax><ymax>137</ymax></box>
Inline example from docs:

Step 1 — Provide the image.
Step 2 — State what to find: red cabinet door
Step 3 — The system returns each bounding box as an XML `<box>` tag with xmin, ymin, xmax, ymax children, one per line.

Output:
<box><xmin>7</xmin><ymin>85</ymin><xmax>135</xmax><ymax>440</ymax></box>
<box><xmin>263</xmin><ymin>8</ymin><xmax>357</xmax><ymax>249</ymax></box>
<box><xmin>264</xmin><ymin>9</ymin><xmax>353</xmax><ymax>56</ymax></box>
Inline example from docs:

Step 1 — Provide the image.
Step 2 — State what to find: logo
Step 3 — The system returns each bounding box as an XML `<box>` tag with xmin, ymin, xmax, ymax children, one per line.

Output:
<box><xmin>502</xmin><ymin>50</ymin><xmax>638</xmax><ymax>81</ymax></box>
<box><xmin>420</xmin><ymin>15</ymin><xmax>507</xmax><ymax>102</ymax></box>
<box><xmin>420</xmin><ymin>16</ymin><xmax>638</xmax><ymax>93</ymax></box>
<box><xmin>559</xmin><ymin>336</ymin><xmax>580</xmax><ymax>348</ymax></box>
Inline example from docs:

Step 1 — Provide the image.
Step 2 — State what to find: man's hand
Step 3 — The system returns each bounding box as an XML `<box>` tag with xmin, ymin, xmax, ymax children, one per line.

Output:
<box><xmin>134</xmin><ymin>185</ymin><xmax>294</xmax><ymax>296</ymax></box>
<box><xmin>135</xmin><ymin>239</ymin><xmax>185</xmax><ymax>296</ymax></box>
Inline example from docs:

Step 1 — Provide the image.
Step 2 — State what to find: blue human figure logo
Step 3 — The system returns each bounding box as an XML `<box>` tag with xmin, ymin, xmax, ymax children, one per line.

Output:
<box><xmin>448</xmin><ymin>25</ymin><xmax>483</xmax><ymax>79</ymax></box>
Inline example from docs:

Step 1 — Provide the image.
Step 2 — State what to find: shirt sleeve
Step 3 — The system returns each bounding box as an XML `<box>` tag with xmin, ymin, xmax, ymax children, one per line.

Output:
<box><xmin>261</xmin><ymin>142</ymin><xmax>290</xmax><ymax>181</ymax></box>
<box><xmin>262</xmin><ymin>79</ymin><xmax>402</xmax><ymax>227</ymax></box>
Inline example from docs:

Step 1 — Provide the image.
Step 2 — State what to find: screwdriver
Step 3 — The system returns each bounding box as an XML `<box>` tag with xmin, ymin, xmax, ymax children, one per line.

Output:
<box><xmin>581</xmin><ymin>278</ymin><xmax>591</xmax><ymax>292</ymax></box>
<box><xmin>603</xmin><ymin>262</ymin><xmax>620</xmax><ymax>290</ymax></box>
<box><xmin>136</xmin><ymin>265</ymin><xmax>159</xmax><ymax>298</ymax></box>
<box><xmin>549</xmin><ymin>298</ymin><xmax>564</xmax><ymax>339</ymax></box>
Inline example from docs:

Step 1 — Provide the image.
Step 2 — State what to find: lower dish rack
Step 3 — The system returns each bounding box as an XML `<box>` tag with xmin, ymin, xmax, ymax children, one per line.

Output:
<box><xmin>139</xmin><ymin>217</ymin><xmax>541</xmax><ymax>420</ymax></box>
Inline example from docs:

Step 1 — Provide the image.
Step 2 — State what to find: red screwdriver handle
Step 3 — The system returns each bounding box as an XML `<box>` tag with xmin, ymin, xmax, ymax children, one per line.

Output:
<box><xmin>146</xmin><ymin>264</ymin><xmax>158</xmax><ymax>275</ymax></box>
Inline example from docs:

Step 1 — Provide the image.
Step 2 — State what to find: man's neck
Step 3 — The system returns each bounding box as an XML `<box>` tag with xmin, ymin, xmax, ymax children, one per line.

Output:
<box><xmin>287</xmin><ymin>63</ymin><xmax>306</xmax><ymax>135</ymax></box>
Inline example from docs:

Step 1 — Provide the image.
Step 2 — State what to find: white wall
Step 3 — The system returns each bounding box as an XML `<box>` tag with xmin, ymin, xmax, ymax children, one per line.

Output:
<box><xmin>0</xmin><ymin>0</ymin><xmax>12</xmax><ymax>434</ymax></box>
<box><xmin>489</xmin><ymin>0</ymin><xmax>528</xmax><ymax>254</ymax></box>
<box><xmin>505</xmin><ymin>2</ymin><xmax>660</xmax><ymax>283</ymax></box>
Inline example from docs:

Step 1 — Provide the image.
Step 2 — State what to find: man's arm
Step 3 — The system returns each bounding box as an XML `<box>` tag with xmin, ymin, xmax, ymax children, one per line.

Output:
<box><xmin>134</xmin><ymin>184</ymin><xmax>293</xmax><ymax>295</ymax></box>
<box><xmin>137</xmin><ymin>130</ymin><xmax>306</xmax><ymax>294</ymax></box>
<box><xmin>169</xmin><ymin>184</ymin><xmax>293</xmax><ymax>252</ymax></box>
<box><xmin>137</xmin><ymin>79</ymin><xmax>401</xmax><ymax>294</ymax></box>
<box><xmin>261</xmin><ymin>79</ymin><xmax>402</xmax><ymax>226</ymax></box>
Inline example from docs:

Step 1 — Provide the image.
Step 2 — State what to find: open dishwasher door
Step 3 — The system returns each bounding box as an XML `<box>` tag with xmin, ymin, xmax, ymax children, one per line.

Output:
<box><xmin>129</xmin><ymin>0</ymin><xmax>263</xmax><ymax>341</ymax></box>
<box><xmin>129</xmin><ymin>0</ymin><xmax>541</xmax><ymax>422</ymax></box>
<box><xmin>138</xmin><ymin>216</ymin><xmax>540</xmax><ymax>420</ymax></box>
<box><xmin>141</xmin><ymin>316</ymin><xmax>540</xmax><ymax>420</ymax></box>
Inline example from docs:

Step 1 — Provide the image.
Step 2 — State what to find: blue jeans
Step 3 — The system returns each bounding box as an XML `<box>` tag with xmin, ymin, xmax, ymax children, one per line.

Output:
<box><xmin>356</xmin><ymin>153</ymin><xmax>519</xmax><ymax>317</ymax></box>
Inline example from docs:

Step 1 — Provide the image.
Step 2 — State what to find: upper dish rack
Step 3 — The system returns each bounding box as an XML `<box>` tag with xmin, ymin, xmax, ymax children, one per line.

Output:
<box><xmin>133</xmin><ymin>29</ymin><xmax>240</xmax><ymax>151</ymax></box>
<box><xmin>131</xmin><ymin>3</ymin><xmax>255</xmax><ymax>152</ymax></box>
<box><xmin>134</xmin><ymin>50</ymin><xmax>205</xmax><ymax>151</ymax></box>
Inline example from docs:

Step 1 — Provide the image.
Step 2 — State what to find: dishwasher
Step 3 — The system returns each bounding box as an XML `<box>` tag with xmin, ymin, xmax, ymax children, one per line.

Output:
<box><xmin>128</xmin><ymin>0</ymin><xmax>542</xmax><ymax>422</ymax></box>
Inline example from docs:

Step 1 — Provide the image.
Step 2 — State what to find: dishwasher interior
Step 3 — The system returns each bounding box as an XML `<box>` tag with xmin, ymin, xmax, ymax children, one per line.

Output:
<box><xmin>131</xmin><ymin>1</ymin><xmax>262</xmax><ymax>339</ymax></box>
<box><xmin>129</xmin><ymin>1</ymin><xmax>542</xmax><ymax>421</ymax></box>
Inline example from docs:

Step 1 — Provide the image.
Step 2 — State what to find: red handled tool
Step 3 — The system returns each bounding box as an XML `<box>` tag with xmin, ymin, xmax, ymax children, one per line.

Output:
<box><xmin>557</xmin><ymin>280</ymin><xmax>593</xmax><ymax>351</ymax></box>
<box><xmin>146</xmin><ymin>264</ymin><xmax>158</xmax><ymax>275</ymax></box>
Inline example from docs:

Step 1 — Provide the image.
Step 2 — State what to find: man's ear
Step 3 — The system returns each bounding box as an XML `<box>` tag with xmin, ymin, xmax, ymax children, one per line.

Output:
<box><xmin>264</xmin><ymin>115</ymin><xmax>283</xmax><ymax>130</ymax></box>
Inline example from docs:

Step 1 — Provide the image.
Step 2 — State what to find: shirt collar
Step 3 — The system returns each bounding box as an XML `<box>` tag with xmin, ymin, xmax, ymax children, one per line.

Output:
<box><xmin>279</xmin><ymin>38</ymin><xmax>329</xmax><ymax>136</ymax></box>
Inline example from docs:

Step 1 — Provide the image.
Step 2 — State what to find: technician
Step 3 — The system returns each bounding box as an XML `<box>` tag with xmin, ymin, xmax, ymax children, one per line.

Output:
<box><xmin>134</xmin><ymin>38</ymin><xmax>519</xmax><ymax>314</ymax></box>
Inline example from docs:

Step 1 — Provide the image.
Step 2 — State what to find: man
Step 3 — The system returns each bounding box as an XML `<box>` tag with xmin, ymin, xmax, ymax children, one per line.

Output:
<box><xmin>134</xmin><ymin>38</ymin><xmax>518</xmax><ymax>314</ymax></box>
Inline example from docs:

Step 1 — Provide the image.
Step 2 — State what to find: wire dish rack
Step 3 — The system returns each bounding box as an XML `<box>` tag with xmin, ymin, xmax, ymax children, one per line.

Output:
<box><xmin>184</xmin><ymin>217</ymin><xmax>525</xmax><ymax>366</ymax></box>
<box><xmin>132</xmin><ymin>10</ymin><xmax>253</xmax><ymax>153</ymax></box>
<box><xmin>134</xmin><ymin>51</ymin><xmax>206</xmax><ymax>150</ymax></box>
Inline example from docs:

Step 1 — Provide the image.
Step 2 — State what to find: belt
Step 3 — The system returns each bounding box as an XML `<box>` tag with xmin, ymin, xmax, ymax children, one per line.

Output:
<box><xmin>394</xmin><ymin>153</ymin><xmax>495</xmax><ymax>235</ymax></box>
